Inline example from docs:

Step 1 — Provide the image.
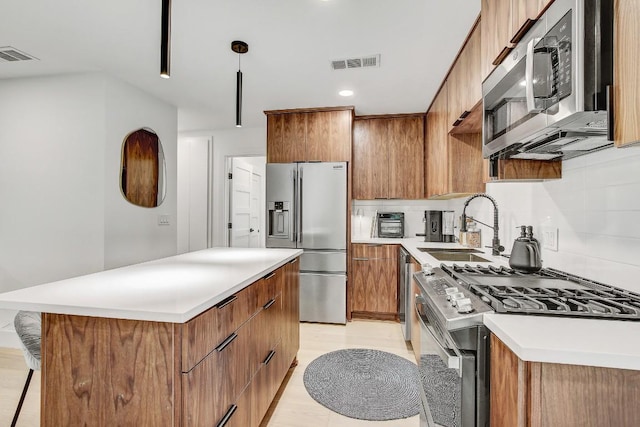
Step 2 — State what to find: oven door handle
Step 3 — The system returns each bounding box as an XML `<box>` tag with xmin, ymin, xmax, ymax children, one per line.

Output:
<box><xmin>415</xmin><ymin>299</ymin><xmax>462</xmax><ymax>376</ymax></box>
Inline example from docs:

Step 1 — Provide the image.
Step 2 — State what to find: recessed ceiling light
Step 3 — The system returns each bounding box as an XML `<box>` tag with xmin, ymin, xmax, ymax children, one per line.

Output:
<box><xmin>339</xmin><ymin>90</ymin><xmax>354</xmax><ymax>97</ymax></box>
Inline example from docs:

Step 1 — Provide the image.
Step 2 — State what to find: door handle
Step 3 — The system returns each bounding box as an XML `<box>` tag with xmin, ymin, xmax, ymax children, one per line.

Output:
<box><xmin>250</xmin><ymin>228</ymin><xmax>255</xmax><ymax>232</ymax></box>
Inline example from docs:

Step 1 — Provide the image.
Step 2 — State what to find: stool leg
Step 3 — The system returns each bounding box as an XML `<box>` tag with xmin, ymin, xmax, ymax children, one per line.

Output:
<box><xmin>11</xmin><ymin>368</ymin><xmax>34</xmax><ymax>427</ymax></box>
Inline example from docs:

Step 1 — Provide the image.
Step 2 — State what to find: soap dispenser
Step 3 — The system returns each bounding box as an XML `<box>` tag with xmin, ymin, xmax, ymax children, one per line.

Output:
<box><xmin>509</xmin><ymin>225</ymin><xmax>542</xmax><ymax>273</ymax></box>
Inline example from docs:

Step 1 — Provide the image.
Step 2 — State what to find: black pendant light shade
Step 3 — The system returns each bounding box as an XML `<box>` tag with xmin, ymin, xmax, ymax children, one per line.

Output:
<box><xmin>231</xmin><ymin>41</ymin><xmax>249</xmax><ymax>127</ymax></box>
<box><xmin>160</xmin><ymin>0</ymin><xmax>171</xmax><ymax>78</ymax></box>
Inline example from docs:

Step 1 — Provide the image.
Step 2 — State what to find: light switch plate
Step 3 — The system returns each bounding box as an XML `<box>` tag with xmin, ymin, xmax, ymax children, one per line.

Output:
<box><xmin>542</xmin><ymin>228</ymin><xmax>558</xmax><ymax>251</ymax></box>
<box><xmin>158</xmin><ymin>214</ymin><xmax>171</xmax><ymax>226</ymax></box>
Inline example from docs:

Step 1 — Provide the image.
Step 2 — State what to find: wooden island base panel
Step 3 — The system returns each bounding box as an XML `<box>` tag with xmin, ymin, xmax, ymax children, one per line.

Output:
<box><xmin>38</xmin><ymin>255</ymin><xmax>300</xmax><ymax>427</ymax></box>
<box><xmin>490</xmin><ymin>334</ymin><xmax>640</xmax><ymax>427</ymax></box>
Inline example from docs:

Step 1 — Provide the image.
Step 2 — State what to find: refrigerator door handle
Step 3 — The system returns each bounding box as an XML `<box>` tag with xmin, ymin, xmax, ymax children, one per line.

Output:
<box><xmin>291</xmin><ymin>169</ymin><xmax>297</xmax><ymax>243</ymax></box>
<box><xmin>297</xmin><ymin>166</ymin><xmax>303</xmax><ymax>244</ymax></box>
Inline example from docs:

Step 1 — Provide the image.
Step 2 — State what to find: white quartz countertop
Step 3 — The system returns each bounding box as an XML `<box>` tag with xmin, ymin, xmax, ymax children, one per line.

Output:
<box><xmin>354</xmin><ymin>237</ymin><xmax>640</xmax><ymax>370</ymax></box>
<box><xmin>484</xmin><ymin>313</ymin><xmax>640</xmax><ymax>370</ymax></box>
<box><xmin>0</xmin><ymin>247</ymin><xmax>302</xmax><ymax>323</ymax></box>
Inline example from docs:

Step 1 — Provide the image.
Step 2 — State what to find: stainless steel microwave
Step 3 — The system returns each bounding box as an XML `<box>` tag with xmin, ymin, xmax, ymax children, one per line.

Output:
<box><xmin>482</xmin><ymin>0</ymin><xmax>613</xmax><ymax>163</ymax></box>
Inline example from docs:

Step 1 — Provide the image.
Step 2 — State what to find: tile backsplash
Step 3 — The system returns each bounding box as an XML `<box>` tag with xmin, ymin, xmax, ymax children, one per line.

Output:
<box><xmin>464</xmin><ymin>147</ymin><xmax>640</xmax><ymax>292</ymax></box>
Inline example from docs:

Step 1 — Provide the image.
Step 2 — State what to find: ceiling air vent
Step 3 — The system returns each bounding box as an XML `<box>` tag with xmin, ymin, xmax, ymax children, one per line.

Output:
<box><xmin>331</xmin><ymin>54</ymin><xmax>380</xmax><ymax>70</ymax></box>
<box><xmin>0</xmin><ymin>47</ymin><xmax>38</xmax><ymax>62</ymax></box>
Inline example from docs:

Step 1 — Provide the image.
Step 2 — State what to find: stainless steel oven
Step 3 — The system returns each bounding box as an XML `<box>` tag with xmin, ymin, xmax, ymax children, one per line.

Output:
<box><xmin>414</xmin><ymin>270</ymin><xmax>491</xmax><ymax>427</ymax></box>
<box><xmin>483</xmin><ymin>0</ymin><xmax>613</xmax><ymax>162</ymax></box>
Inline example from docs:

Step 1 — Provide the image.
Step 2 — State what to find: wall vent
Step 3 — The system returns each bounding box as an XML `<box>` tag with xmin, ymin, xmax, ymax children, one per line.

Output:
<box><xmin>331</xmin><ymin>54</ymin><xmax>380</xmax><ymax>70</ymax></box>
<box><xmin>0</xmin><ymin>47</ymin><xmax>38</xmax><ymax>62</ymax></box>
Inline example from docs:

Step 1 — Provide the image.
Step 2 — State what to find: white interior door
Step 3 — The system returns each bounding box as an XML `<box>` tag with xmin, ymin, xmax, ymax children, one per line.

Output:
<box><xmin>229</xmin><ymin>158</ymin><xmax>253</xmax><ymax>247</ymax></box>
<box><xmin>249</xmin><ymin>171</ymin><xmax>262</xmax><ymax>247</ymax></box>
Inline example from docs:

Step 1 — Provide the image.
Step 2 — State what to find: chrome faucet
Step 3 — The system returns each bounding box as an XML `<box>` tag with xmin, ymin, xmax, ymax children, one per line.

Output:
<box><xmin>460</xmin><ymin>193</ymin><xmax>505</xmax><ymax>256</ymax></box>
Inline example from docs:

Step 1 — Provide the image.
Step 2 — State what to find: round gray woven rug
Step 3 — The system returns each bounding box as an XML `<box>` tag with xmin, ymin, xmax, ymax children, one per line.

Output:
<box><xmin>303</xmin><ymin>348</ymin><xmax>420</xmax><ymax>421</ymax></box>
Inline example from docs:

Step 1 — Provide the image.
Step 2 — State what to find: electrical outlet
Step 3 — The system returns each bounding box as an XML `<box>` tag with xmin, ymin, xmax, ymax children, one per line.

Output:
<box><xmin>542</xmin><ymin>228</ymin><xmax>558</xmax><ymax>251</ymax></box>
<box><xmin>158</xmin><ymin>214</ymin><xmax>171</xmax><ymax>226</ymax></box>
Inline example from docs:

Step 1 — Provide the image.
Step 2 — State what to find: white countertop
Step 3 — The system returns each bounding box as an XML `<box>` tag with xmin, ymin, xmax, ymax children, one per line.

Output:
<box><xmin>0</xmin><ymin>247</ymin><xmax>302</xmax><ymax>323</ymax></box>
<box><xmin>354</xmin><ymin>237</ymin><xmax>640</xmax><ymax>370</ymax></box>
<box><xmin>484</xmin><ymin>313</ymin><xmax>640</xmax><ymax>370</ymax></box>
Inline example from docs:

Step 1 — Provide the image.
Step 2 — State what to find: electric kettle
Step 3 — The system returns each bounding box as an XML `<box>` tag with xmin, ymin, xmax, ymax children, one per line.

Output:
<box><xmin>509</xmin><ymin>225</ymin><xmax>542</xmax><ymax>273</ymax></box>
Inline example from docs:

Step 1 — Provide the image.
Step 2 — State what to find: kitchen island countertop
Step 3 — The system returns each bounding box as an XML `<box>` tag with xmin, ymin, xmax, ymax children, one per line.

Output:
<box><xmin>354</xmin><ymin>236</ymin><xmax>640</xmax><ymax>370</ymax></box>
<box><xmin>0</xmin><ymin>247</ymin><xmax>302</xmax><ymax>323</ymax></box>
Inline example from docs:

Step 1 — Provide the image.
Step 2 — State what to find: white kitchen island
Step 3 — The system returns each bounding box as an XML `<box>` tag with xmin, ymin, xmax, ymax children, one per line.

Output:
<box><xmin>0</xmin><ymin>247</ymin><xmax>302</xmax><ymax>427</ymax></box>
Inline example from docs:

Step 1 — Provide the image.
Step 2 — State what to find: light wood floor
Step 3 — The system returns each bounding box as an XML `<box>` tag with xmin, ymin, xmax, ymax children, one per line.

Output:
<box><xmin>0</xmin><ymin>320</ymin><xmax>418</xmax><ymax>427</ymax></box>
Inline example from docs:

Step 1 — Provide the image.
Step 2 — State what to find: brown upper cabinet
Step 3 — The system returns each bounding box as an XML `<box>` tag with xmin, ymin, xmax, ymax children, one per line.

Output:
<box><xmin>448</xmin><ymin>19</ymin><xmax>483</xmax><ymax>134</ymax></box>
<box><xmin>426</xmin><ymin>83</ymin><xmax>485</xmax><ymax>199</ymax></box>
<box><xmin>481</xmin><ymin>0</ymin><xmax>554</xmax><ymax>80</ymax></box>
<box><xmin>614</xmin><ymin>0</ymin><xmax>640</xmax><ymax>147</ymax></box>
<box><xmin>352</xmin><ymin>114</ymin><xmax>425</xmax><ymax>200</ymax></box>
<box><xmin>265</xmin><ymin>107</ymin><xmax>353</xmax><ymax>163</ymax></box>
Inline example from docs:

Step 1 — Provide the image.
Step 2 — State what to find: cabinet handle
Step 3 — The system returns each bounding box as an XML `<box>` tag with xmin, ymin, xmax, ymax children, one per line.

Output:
<box><xmin>215</xmin><ymin>333</ymin><xmax>238</xmax><ymax>352</ymax></box>
<box><xmin>492</xmin><ymin>46</ymin><xmax>513</xmax><ymax>66</ymax></box>
<box><xmin>606</xmin><ymin>85</ymin><xmax>614</xmax><ymax>142</ymax></box>
<box><xmin>510</xmin><ymin>18</ymin><xmax>537</xmax><ymax>44</ymax></box>
<box><xmin>459</xmin><ymin>110</ymin><xmax>470</xmax><ymax>119</ymax></box>
<box><xmin>452</xmin><ymin>118</ymin><xmax>463</xmax><ymax>127</ymax></box>
<box><xmin>263</xmin><ymin>350</ymin><xmax>276</xmax><ymax>365</ymax></box>
<box><xmin>352</xmin><ymin>257</ymin><xmax>370</xmax><ymax>261</ymax></box>
<box><xmin>217</xmin><ymin>404</ymin><xmax>238</xmax><ymax>427</ymax></box>
<box><xmin>263</xmin><ymin>271</ymin><xmax>276</xmax><ymax>280</ymax></box>
<box><xmin>288</xmin><ymin>258</ymin><xmax>298</xmax><ymax>265</ymax></box>
<box><xmin>215</xmin><ymin>295</ymin><xmax>237</xmax><ymax>309</ymax></box>
<box><xmin>263</xmin><ymin>298</ymin><xmax>276</xmax><ymax>310</ymax></box>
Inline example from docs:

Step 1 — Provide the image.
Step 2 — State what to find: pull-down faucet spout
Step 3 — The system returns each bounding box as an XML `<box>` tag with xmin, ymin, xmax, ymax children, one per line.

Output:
<box><xmin>460</xmin><ymin>193</ymin><xmax>505</xmax><ymax>256</ymax></box>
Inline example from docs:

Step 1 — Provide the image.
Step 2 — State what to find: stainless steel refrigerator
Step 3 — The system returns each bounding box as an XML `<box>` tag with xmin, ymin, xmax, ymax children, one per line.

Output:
<box><xmin>266</xmin><ymin>162</ymin><xmax>347</xmax><ymax>324</ymax></box>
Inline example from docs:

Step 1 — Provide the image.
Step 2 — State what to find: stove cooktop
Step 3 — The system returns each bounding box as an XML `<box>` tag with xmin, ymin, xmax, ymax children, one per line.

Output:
<box><xmin>441</xmin><ymin>264</ymin><xmax>640</xmax><ymax>321</ymax></box>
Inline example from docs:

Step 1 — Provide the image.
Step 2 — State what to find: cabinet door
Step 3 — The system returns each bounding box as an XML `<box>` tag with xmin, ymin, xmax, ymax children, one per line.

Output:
<box><xmin>388</xmin><ymin>117</ymin><xmax>425</xmax><ymax>199</ymax></box>
<box><xmin>614</xmin><ymin>0</ymin><xmax>640</xmax><ymax>147</ymax></box>
<box><xmin>426</xmin><ymin>86</ymin><xmax>450</xmax><ymax>198</ymax></box>
<box><xmin>449</xmin><ymin>133</ymin><xmax>485</xmax><ymax>195</ymax></box>
<box><xmin>351</xmin><ymin>244</ymin><xmax>398</xmax><ymax>314</ymax></box>
<box><xmin>448</xmin><ymin>22</ymin><xmax>482</xmax><ymax>133</ymax></box>
<box><xmin>282</xmin><ymin>258</ymin><xmax>300</xmax><ymax>366</ymax></box>
<box><xmin>306</xmin><ymin>110</ymin><xmax>352</xmax><ymax>162</ymax></box>
<box><xmin>352</xmin><ymin>119</ymin><xmax>389</xmax><ymax>199</ymax></box>
<box><xmin>481</xmin><ymin>0</ymin><xmax>512</xmax><ymax>80</ymax></box>
<box><xmin>266</xmin><ymin>113</ymin><xmax>306</xmax><ymax>163</ymax></box>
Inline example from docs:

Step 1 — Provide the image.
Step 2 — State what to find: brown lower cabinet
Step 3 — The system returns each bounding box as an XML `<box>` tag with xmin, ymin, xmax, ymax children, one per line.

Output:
<box><xmin>351</xmin><ymin>244</ymin><xmax>398</xmax><ymax>319</ymax></box>
<box><xmin>491</xmin><ymin>334</ymin><xmax>640</xmax><ymax>427</ymax></box>
<box><xmin>41</xmin><ymin>258</ymin><xmax>300</xmax><ymax>427</ymax></box>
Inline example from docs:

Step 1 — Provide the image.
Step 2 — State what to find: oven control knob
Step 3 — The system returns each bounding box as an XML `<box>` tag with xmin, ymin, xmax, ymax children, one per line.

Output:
<box><xmin>450</xmin><ymin>292</ymin><xmax>466</xmax><ymax>306</ymax></box>
<box><xmin>444</xmin><ymin>287</ymin><xmax>459</xmax><ymax>300</ymax></box>
<box><xmin>457</xmin><ymin>303</ymin><xmax>474</xmax><ymax>314</ymax></box>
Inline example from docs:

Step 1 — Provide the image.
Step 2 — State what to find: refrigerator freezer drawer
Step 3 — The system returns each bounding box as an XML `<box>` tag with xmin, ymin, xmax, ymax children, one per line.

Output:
<box><xmin>299</xmin><ymin>273</ymin><xmax>346</xmax><ymax>324</ymax></box>
<box><xmin>300</xmin><ymin>250</ymin><xmax>346</xmax><ymax>272</ymax></box>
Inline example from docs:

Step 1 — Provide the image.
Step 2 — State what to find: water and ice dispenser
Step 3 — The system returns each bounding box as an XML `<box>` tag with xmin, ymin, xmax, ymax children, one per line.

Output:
<box><xmin>267</xmin><ymin>201</ymin><xmax>291</xmax><ymax>240</ymax></box>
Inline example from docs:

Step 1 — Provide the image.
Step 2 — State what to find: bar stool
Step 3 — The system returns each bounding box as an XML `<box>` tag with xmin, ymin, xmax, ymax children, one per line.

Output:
<box><xmin>11</xmin><ymin>311</ymin><xmax>41</xmax><ymax>427</ymax></box>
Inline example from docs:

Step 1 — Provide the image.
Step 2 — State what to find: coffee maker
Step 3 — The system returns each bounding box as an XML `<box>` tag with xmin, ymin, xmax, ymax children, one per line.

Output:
<box><xmin>423</xmin><ymin>210</ymin><xmax>456</xmax><ymax>242</ymax></box>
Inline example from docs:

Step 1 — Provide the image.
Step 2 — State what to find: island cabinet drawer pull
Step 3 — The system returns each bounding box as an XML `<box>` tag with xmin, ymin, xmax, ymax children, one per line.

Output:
<box><xmin>352</xmin><ymin>257</ymin><xmax>370</xmax><ymax>261</ymax></box>
<box><xmin>263</xmin><ymin>350</ymin><xmax>276</xmax><ymax>365</ymax></box>
<box><xmin>263</xmin><ymin>298</ymin><xmax>276</xmax><ymax>310</ymax></box>
<box><xmin>215</xmin><ymin>294</ymin><xmax>238</xmax><ymax>309</ymax></box>
<box><xmin>263</xmin><ymin>271</ymin><xmax>276</xmax><ymax>280</ymax></box>
<box><xmin>288</xmin><ymin>258</ymin><xmax>298</xmax><ymax>264</ymax></box>
<box><xmin>216</xmin><ymin>404</ymin><xmax>238</xmax><ymax>427</ymax></box>
<box><xmin>215</xmin><ymin>333</ymin><xmax>238</xmax><ymax>352</ymax></box>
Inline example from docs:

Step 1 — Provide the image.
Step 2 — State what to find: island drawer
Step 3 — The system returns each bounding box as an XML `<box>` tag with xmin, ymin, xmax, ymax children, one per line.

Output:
<box><xmin>181</xmin><ymin>283</ymin><xmax>257</xmax><ymax>372</ymax></box>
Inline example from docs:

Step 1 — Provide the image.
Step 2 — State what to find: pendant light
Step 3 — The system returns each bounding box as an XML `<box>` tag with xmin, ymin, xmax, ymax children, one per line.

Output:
<box><xmin>231</xmin><ymin>40</ymin><xmax>248</xmax><ymax>127</ymax></box>
<box><xmin>160</xmin><ymin>0</ymin><xmax>171</xmax><ymax>78</ymax></box>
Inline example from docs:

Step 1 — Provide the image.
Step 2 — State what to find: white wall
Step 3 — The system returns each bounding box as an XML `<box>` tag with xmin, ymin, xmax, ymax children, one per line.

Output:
<box><xmin>0</xmin><ymin>73</ymin><xmax>178</xmax><ymax>346</ymax></box>
<box><xmin>463</xmin><ymin>147</ymin><xmax>640</xmax><ymax>292</ymax></box>
<box><xmin>178</xmin><ymin>126</ymin><xmax>266</xmax><ymax>250</ymax></box>
<box><xmin>103</xmin><ymin>76</ymin><xmax>178</xmax><ymax>268</ymax></box>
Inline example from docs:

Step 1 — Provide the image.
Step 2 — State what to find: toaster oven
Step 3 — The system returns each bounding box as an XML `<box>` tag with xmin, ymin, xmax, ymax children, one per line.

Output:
<box><xmin>377</xmin><ymin>212</ymin><xmax>404</xmax><ymax>238</ymax></box>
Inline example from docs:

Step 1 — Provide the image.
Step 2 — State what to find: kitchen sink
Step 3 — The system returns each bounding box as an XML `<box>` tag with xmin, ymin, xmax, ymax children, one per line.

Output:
<box><xmin>417</xmin><ymin>247</ymin><xmax>490</xmax><ymax>262</ymax></box>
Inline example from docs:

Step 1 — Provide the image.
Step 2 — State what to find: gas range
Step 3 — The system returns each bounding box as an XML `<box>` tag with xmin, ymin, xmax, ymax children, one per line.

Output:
<box><xmin>441</xmin><ymin>264</ymin><xmax>640</xmax><ymax>321</ymax></box>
